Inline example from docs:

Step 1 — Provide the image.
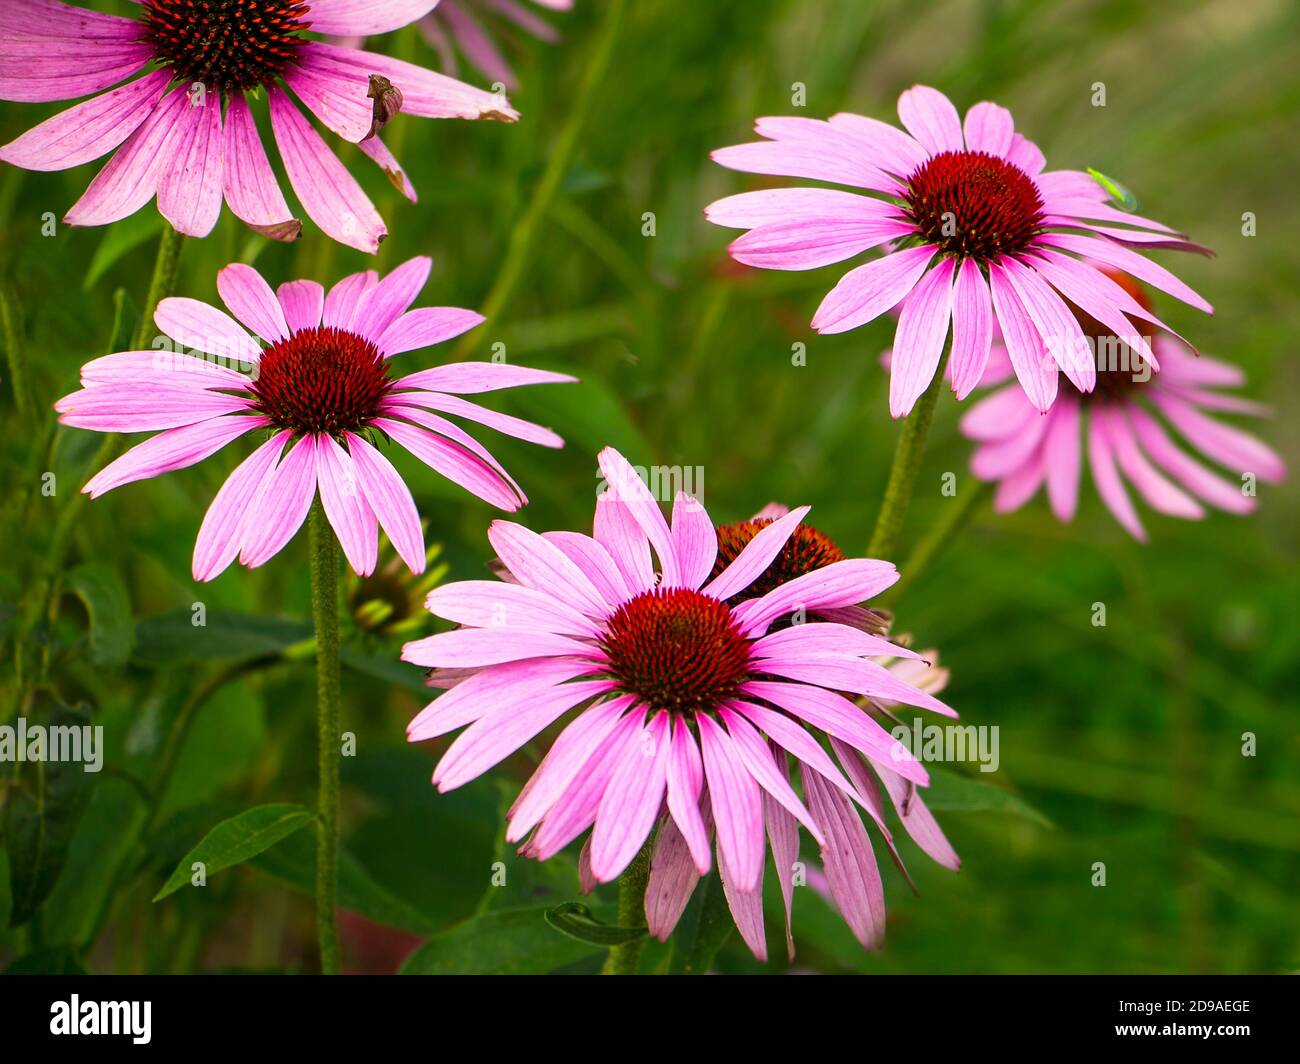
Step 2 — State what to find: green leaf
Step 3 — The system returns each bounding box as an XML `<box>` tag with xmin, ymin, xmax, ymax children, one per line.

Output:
<box><xmin>3</xmin><ymin>694</ymin><xmax>97</xmax><ymax>928</ymax></box>
<box><xmin>64</xmin><ymin>562</ymin><xmax>134</xmax><ymax>666</ymax></box>
<box><xmin>399</xmin><ymin>905</ymin><xmax>604</xmax><ymax>974</ymax></box>
<box><xmin>924</xmin><ymin>768</ymin><xmax>1053</xmax><ymax>828</ymax></box>
<box><xmin>251</xmin><ymin>829</ymin><xmax>438</xmax><ymax>935</ymax></box>
<box><xmin>132</xmin><ymin>610</ymin><xmax>312</xmax><ymax>667</ymax></box>
<box><xmin>1086</xmin><ymin>168</ymin><xmax>1139</xmax><ymax>212</ymax></box>
<box><xmin>544</xmin><ymin>902</ymin><xmax>647</xmax><ymax>946</ymax></box>
<box><xmin>668</xmin><ymin>872</ymin><xmax>733</xmax><ymax>974</ymax></box>
<box><xmin>153</xmin><ymin>803</ymin><xmax>313</xmax><ymax>901</ymax></box>
<box><xmin>84</xmin><ymin>209</ymin><xmax>164</xmax><ymax>291</ymax></box>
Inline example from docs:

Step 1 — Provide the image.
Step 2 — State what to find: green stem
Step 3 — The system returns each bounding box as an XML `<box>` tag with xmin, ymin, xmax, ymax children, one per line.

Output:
<box><xmin>866</xmin><ymin>349</ymin><xmax>951</xmax><ymax>559</ymax></box>
<box><xmin>601</xmin><ymin>840</ymin><xmax>652</xmax><ymax>975</ymax></box>
<box><xmin>886</xmin><ymin>479</ymin><xmax>992</xmax><ymax>604</ymax></box>
<box><xmin>0</xmin><ymin>279</ymin><xmax>32</xmax><ymax>420</ymax></box>
<box><xmin>451</xmin><ymin>0</ymin><xmax>627</xmax><ymax>360</ymax></box>
<box><xmin>309</xmin><ymin>500</ymin><xmax>342</xmax><ymax>976</ymax></box>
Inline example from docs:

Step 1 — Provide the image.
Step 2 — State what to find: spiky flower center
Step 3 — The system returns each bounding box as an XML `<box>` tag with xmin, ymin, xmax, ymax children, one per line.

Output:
<box><xmin>140</xmin><ymin>0</ymin><xmax>311</xmax><ymax>94</ymax></box>
<box><xmin>600</xmin><ymin>588</ymin><xmax>751</xmax><ymax>714</ymax></box>
<box><xmin>248</xmin><ymin>326</ymin><xmax>394</xmax><ymax>436</ymax></box>
<box><xmin>711</xmin><ymin>519</ymin><xmax>846</xmax><ymax>607</ymax></box>
<box><xmin>904</xmin><ymin>150</ymin><xmax>1044</xmax><ymax>261</ymax></box>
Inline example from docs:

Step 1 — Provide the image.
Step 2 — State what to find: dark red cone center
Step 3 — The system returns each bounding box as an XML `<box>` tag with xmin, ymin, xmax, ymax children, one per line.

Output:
<box><xmin>600</xmin><ymin>588</ymin><xmax>752</xmax><ymax>714</ymax></box>
<box><xmin>710</xmin><ymin>519</ymin><xmax>846</xmax><ymax>607</ymax></box>
<box><xmin>247</xmin><ymin>326</ymin><xmax>394</xmax><ymax>437</ymax></box>
<box><xmin>140</xmin><ymin>0</ymin><xmax>311</xmax><ymax>94</ymax></box>
<box><xmin>904</xmin><ymin>150</ymin><xmax>1044</xmax><ymax>261</ymax></box>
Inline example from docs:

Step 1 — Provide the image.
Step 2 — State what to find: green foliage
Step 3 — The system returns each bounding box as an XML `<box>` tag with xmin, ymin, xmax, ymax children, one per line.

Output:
<box><xmin>0</xmin><ymin>0</ymin><xmax>1295</xmax><ymax>975</ymax></box>
<box><xmin>154</xmin><ymin>804</ymin><xmax>315</xmax><ymax>901</ymax></box>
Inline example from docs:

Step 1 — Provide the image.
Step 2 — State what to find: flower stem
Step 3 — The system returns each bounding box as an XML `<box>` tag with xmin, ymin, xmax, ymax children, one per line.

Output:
<box><xmin>601</xmin><ymin>840</ymin><xmax>652</xmax><ymax>975</ymax></box>
<box><xmin>451</xmin><ymin>0</ymin><xmax>627</xmax><ymax>361</ymax></box>
<box><xmin>309</xmin><ymin>499</ymin><xmax>342</xmax><ymax>976</ymax></box>
<box><xmin>866</xmin><ymin>350</ymin><xmax>951</xmax><ymax>560</ymax></box>
<box><xmin>0</xmin><ymin>279</ymin><xmax>32</xmax><ymax>421</ymax></box>
<box><xmin>885</xmin><ymin>478</ymin><xmax>992</xmax><ymax>604</ymax></box>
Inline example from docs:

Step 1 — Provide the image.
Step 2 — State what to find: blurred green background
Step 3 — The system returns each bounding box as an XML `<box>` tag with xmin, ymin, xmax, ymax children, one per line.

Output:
<box><xmin>1</xmin><ymin>0</ymin><xmax>1296</xmax><ymax>974</ymax></box>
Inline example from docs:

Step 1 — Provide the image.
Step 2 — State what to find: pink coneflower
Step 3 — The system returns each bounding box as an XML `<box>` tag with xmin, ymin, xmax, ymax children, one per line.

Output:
<box><xmin>0</xmin><ymin>0</ymin><xmax>517</xmax><ymax>251</ymax></box>
<box><xmin>403</xmin><ymin>449</ymin><xmax>958</xmax><ymax>960</ymax></box>
<box><xmin>961</xmin><ymin>271</ymin><xmax>1285</xmax><ymax>540</ymax></box>
<box><xmin>418</xmin><ymin>0</ymin><xmax>572</xmax><ymax>90</ymax></box>
<box><xmin>55</xmin><ymin>257</ymin><xmax>574</xmax><ymax>579</ymax></box>
<box><xmin>706</xmin><ymin>85</ymin><xmax>1212</xmax><ymax>417</ymax></box>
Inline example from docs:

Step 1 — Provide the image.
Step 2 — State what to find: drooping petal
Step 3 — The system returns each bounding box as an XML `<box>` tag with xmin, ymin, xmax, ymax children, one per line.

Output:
<box><xmin>157</xmin><ymin>92</ymin><xmax>224</xmax><ymax>238</ymax></box>
<box><xmin>591</xmin><ymin>712</ymin><xmax>671</xmax><ymax>882</ymax></box>
<box><xmin>223</xmin><ymin>94</ymin><xmax>301</xmax><ymax>242</ymax></box>
<box><xmin>268</xmin><ymin>89</ymin><xmax>385</xmax><ymax>254</ymax></box>
<box><xmin>192</xmin><ymin>431</ymin><xmax>291</xmax><ymax>582</ymax></box>
<box><xmin>344</xmin><ymin>432</ymin><xmax>425</xmax><ymax>572</ymax></box>
<box><xmin>802</xmin><ymin>766</ymin><xmax>886</xmax><ymax>950</ymax></box>
<box><xmin>811</xmin><ymin>247</ymin><xmax>936</xmax><ymax>335</ymax></box>
<box><xmin>238</xmin><ymin>434</ymin><xmax>319</xmax><ymax>567</ymax></box>
<box><xmin>889</xmin><ymin>256</ymin><xmax>954</xmax><ymax>418</ymax></box>
<box><xmin>82</xmin><ymin>415</ymin><xmax>268</xmax><ymax>497</ymax></box>
<box><xmin>0</xmin><ymin>69</ymin><xmax>170</xmax><ymax>171</ymax></box>
<box><xmin>316</xmin><ymin>433</ymin><xmax>379</xmax><ymax>577</ymax></box>
<box><xmin>698</xmin><ymin>714</ymin><xmax>765</xmax><ymax>893</ymax></box>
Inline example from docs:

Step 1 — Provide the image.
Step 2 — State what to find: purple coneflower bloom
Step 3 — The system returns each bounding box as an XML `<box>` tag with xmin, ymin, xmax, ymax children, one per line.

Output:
<box><xmin>0</xmin><ymin>0</ymin><xmax>517</xmax><ymax>251</ymax></box>
<box><xmin>55</xmin><ymin>257</ymin><xmax>574</xmax><ymax>580</ymax></box>
<box><xmin>706</xmin><ymin>84</ymin><xmax>1211</xmax><ymax>417</ymax></box>
<box><xmin>419</xmin><ymin>0</ymin><xmax>571</xmax><ymax>90</ymax></box>
<box><xmin>403</xmin><ymin>449</ymin><xmax>958</xmax><ymax>960</ymax></box>
<box><xmin>961</xmin><ymin>271</ymin><xmax>1285</xmax><ymax>540</ymax></box>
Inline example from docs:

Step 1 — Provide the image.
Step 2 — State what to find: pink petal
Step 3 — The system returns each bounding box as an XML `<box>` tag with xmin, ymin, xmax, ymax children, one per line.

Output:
<box><xmin>811</xmin><ymin>246</ymin><xmax>936</xmax><ymax>335</ymax></box>
<box><xmin>487</xmin><ymin>520</ymin><xmax>609</xmax><ymax>617</ymax></box>
<box><xmin>316</xmin><ymin>433</ymin><xmax>379</xmax><ymax>576</ymax></box>
<box><xmin>987</xmin><ymin>261</ymin><xmax>1057</xmax><ymax>412</ymax></box>
<box><xmin>591</xmin><ymin>712</ymin><xmax>671</xmax><ymax>881</ymax></box>
<box><xmin>344</xmin><ymin>432</ymin><xmax>425</xmax><ymax>572</ymax></box>
<box><xmin>802</xmin><ymin>766</ymin><xmax>886</xmax><ymax>949</ymax></box>
<box><xmin>671</xmin><ymin>492</ymin><xmax>717</xmax><ymax>592</ymax></box>
<box><xmin>0</xmin><ymin>69</ymin><xmax>169</xmax><ymax>171</ymax></box>
<box><xmin>424</xmin><ymin>580</ymin><xmax>600</xmax><ymax>638</ymax></box>
<box><xmin>223</xmin><ymin>94</ymin><xmax>300</xmax><ymax>241</ymax></box>
<box><xmin>396</xmin><ymin>362</ymin><xmax>575</xmax><ymax>393</ymax></box>
<box><xmin>277</xmin><ymin>280</ymin><xmax>324</xmax><ymax>333</ymax></box>
<box><xmin>238</xmin><ymin>434</ymin><xmax>319</xmax><ymax>567</ymax></box>
<box><xmin>962</xmin><ymin>101</ymin><xmax>1014</xmax><ymax>156</ymax></box>
<box><xmin>597</xmin><ymin>447</ymin><xmax>679</xmax><ymax>586</ymax></box>
<box><xmin>665</xmin><ymin>718</ymin><xmax>711</xmax><ymax>875</ymax></box>
<box><xmin>897</xmin><ymin>85</ymin><xmax>963</xmax><ymax>155</ymax></box>
<box><xmin>378</xmin><ymin>308</ymin><xmax>484</xmax><ymax>356</ymax></box>
<box><xmin>157</xmin><ymin>92</ymin><xmax>224</xmax><ymax>238</ymax></box>
<box><xmin>702</xmin><ymin>505</ymin><xmax>810</xmax><ymax>601</ymax></box>
<box><xmin>949</xmin><ymin>257</ymin><xmax>994</xmax><ymax>400</ymax></box>
<box><xmin>889</xmin><ymin>256</ymin><xmax>954</xmax><ymax>418</ymax></box>
<box><xmin>83</xmin><ymin>415</ymin><xmax>267</xmax><ymax>498</ymax></box>
<box><xmin>354</xmin><ymin>257</ymin><xmax>432</xmax><ymax>339</ymax></box>
<box><xmin>698</xmin><ymin>714</ymin><xmax>765</xmax><ymax>893</ymax></box>
<box><xmin>645</xmin><ymin>814</ymin><xmax>704</xmax><ymax>941</ymax></box>
<box><xmin>192</xmin><ymin>431</ymin><xmax>291</xmax><ymax>582</ymax></box>
<box><xmin>63</xmin><ymin>87</ymin><xmax>188</xmax><ymax>229</ymax></box>
<box><xmin>432</xmin><ymin>680</ymin><xmax>611</xmax><ymax>792</ymax></box>
<box><xmin>218</xmin><ymin>263</ymin><xmax>289</xmax><ymax>342</ymax></box>
<box><xmin>268</xmin><ymin>89</ymin><xmax>385</xmax><ymax>254</ymax></box>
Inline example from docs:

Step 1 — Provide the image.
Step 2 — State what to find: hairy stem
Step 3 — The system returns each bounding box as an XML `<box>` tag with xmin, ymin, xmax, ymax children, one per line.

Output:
<box><xmin>601</xmin><ymin>840</ymin><xmax>652</xmax><ymax>975</ymax></box>
<box><xmin>309</xmin><ymin>500</ymin><xmax>342</xmax><ymax>976</ymax></box>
